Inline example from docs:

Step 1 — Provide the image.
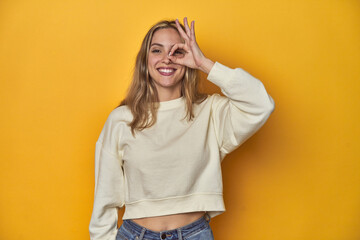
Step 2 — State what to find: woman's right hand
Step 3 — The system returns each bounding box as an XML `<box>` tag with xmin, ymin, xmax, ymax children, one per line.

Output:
<box><xmin>169</xmin><ymin>17</ymin><xmax>214</xmax><ymax>74</ymax></box>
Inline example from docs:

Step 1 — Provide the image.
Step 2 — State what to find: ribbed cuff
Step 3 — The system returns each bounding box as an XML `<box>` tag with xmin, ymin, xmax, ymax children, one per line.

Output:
<box><xmin>207</xmin><ymin>62</ymin><xmax>235</xmax><ymax>91</ymax></box>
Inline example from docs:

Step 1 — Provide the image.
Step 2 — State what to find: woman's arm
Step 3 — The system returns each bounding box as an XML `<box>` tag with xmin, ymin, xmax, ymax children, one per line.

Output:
<box><xmin>207</xmin><ymin>62</ymin><xmax>275</xmax><ymax>156</ymax></box>
<box><xmin>170</xmin><ymin>17</ymin><xmax>275</xmax><ymax>156</ymax></box>
<box><xmin>89</xmin><ymin>112</ymin><xmax>125</xmax><ymax>240</ymax></box>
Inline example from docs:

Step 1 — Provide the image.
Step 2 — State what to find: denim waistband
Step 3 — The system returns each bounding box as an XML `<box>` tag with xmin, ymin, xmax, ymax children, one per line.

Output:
<box><xmin>121</xmin><ymin>212</ymin><xmax>211</xmax><ymax>240</ymax></box>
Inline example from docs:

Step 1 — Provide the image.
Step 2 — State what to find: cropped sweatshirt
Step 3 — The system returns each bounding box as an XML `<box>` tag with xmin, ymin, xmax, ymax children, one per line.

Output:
<box><xmin>89</xmin><ymin>62</ymin><xmax>275</xmax><ymax>240</ymax></box>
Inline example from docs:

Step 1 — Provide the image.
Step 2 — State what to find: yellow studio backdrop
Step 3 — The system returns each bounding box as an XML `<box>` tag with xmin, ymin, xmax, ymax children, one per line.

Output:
<box><xmin>0</xmin><ymin>0</ymin><xmax>359</xmax><ymax>239</ymax></box>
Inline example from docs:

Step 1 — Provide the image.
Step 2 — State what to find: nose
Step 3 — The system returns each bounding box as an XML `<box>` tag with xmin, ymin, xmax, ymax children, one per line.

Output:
<box><xmin>162</xmin><ymin>52</ymin><xmax>172</xmax><ymax>64</ymax></box>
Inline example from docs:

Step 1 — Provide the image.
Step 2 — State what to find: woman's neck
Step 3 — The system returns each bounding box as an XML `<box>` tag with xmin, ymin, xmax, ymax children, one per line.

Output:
<box><xmin>157</xmin><ymin>88</ymin><xmax>182</xmax><ymax>102</ymax></box>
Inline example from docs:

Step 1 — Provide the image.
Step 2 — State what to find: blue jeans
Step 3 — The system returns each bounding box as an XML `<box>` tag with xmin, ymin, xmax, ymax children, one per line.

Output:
<box><xmin>116</xmin><ymin>212</ymin><xmax>214</xmax><ymax>240</ymax></box>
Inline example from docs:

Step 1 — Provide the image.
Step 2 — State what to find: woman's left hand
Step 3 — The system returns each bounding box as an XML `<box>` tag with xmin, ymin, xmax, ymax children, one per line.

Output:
<box><xmin>169</xmin><ymin>17</ymin><xmax>214</xmax><ymax>74</ymax></box>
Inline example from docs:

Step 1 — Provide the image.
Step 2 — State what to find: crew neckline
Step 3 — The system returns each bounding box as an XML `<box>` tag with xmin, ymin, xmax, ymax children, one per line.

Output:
<box><xmin>158</xmin><ymin>96</ymin><xmax>185</xmax><ymax>111</ymax></box>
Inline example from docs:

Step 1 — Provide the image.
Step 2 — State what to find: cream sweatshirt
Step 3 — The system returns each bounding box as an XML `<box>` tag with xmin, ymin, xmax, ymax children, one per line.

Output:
<box><xmin>89</xmin><ymin>62</ymin><xmax>275</xmax><ymax>240</ymax></box>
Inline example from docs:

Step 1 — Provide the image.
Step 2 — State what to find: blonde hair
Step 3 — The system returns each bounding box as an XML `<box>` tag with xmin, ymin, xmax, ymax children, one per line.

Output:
<box><xmin>119</xmin><ymin>19</ymin><xmax>207</xmax><ymax>135</ymax></box>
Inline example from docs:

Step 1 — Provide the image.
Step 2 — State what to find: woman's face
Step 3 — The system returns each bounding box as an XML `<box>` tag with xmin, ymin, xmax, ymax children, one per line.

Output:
<box><xmin>148</xmin><ymin>28</ymin><xmax>185</xmax><ymax>99</ymax></box>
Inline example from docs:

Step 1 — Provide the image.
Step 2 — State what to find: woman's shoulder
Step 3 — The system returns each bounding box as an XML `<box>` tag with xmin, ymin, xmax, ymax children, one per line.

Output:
<box><xmin>97</xmin><ymin>105</ymin><xmax>132</xmax><ymax>142</ymax></box>
<box><xmin>106</xmin><ymin>105</ymin><xmax>133</xmax><ymax>124</ymax></box>
<box><xmin>192</xmin><ymin>94</ymin><xmax>228</xmax><ymax>114</ymax></box>
<box><xmin>201</xmin><ymin>93</ymin><xmax>228</xmax><ymax>105</ymax></box>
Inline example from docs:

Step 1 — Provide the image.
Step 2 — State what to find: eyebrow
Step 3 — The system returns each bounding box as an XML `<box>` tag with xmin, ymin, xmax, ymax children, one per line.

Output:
<box><xmin>150</xmin><ymin>43</ymin><xmax>175</xmax><ymax>48</ymax></box>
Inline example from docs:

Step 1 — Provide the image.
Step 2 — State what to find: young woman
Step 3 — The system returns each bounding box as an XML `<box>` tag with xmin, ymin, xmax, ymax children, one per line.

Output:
<box><xmin>89</xmin><ymin>17</ymin><xmax>275</xmax><ymax>240</ymax></box>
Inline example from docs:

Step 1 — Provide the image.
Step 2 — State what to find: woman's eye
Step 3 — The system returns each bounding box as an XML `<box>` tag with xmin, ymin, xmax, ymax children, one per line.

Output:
<box><xmin>151</xmin><ymin>49</ymin><xmax>160</xmax><ymax>53</ymax></box>
<box><xmin>174</xmin><ymin>50</ymin><xmax>184</xmax><ymax>55</ymax></box>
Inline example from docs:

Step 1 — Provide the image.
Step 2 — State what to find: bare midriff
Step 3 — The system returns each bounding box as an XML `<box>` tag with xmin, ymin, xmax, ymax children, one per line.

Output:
<box><xmin>131</xmin><ymin>211</ymin><xmax>207</xmax><ymax>232</ymax></box>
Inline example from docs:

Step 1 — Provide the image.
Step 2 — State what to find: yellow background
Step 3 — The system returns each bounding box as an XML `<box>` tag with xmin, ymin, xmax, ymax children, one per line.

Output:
<box><xmin>0</xmin><ymin>0</ymin><xmax>359</xmax><ymax>239</ymax></box>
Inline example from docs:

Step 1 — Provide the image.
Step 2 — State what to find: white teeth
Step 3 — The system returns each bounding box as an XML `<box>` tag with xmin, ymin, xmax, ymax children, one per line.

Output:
<box><xmin>158</xmin><ymin>68</ymin><xmax>174</xmax><ymax>73</ymax></box>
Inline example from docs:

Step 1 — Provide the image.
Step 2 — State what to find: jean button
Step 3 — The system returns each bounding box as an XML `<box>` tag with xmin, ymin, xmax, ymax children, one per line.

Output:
<box><xmin>161</xmin><ymin>233</ymin><xmax>166</xmax><ymax>239</ymax></box>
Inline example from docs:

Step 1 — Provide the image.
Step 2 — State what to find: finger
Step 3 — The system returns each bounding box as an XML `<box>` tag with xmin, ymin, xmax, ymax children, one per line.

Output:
<box><xmin>175</xmin><ymin>18</ymin><xmax>189</xmax><ymax>41</ymax></box>
<box><xmin>169</xmin><ymin>43</ymin><xmax>188</xmax><ymax>57</ymax></box>
<box><xmin>183</xmin><ymin>17</ymin><xmax>191</xmax><ymax>37</ymax></box>
<box><xmin>190</xmin><ymin>20</ymin><xmax>196</xmax><ymax>41</ymax></box>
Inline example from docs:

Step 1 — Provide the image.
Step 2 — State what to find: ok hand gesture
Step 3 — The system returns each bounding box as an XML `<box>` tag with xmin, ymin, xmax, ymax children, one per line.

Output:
<box><xmin>169</xmin><ymin>17</ymin><xmax>214</xmax><ymax>74</ymax></box>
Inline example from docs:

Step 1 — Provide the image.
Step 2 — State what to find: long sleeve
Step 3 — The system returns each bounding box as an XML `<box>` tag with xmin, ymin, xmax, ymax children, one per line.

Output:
<box><xmin>207</xmin><ymin>62</ymin><xmax>275</xmax><ymax>158</ymax></box>
<box><xmin>89</xmin><ymin>112</ymin><xmax>125</xmax><ymax>240</ymax></box>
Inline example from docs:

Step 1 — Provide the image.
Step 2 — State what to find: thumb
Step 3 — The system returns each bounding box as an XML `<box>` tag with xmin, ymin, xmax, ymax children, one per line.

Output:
<box><xmin>168</xmin><ymin>55</ymin><xmax>185</xmax><ymax>66</ymax></box>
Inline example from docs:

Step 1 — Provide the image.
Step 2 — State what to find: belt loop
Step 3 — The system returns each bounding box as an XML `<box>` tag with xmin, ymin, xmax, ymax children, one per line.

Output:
<box><xmin>177</xmin><ymin>228</ymin><xmax>182</xmax><ymax>240</ymax></box>
<box><xmin>205</xmin><ymin>212</ymin><xmax>211</xmax><ymax>223</ymax></box>
<box><xmin>137</xmin><ymin>227</ymin><xmax>146</xmax><ymax>240</ymax></box>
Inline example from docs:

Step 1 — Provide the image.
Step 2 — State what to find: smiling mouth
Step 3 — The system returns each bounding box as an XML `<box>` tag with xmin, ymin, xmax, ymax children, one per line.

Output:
<box><xmin>157</xmin><ymin>68</ymin><xmax>176</xmax><ymax>76</ymax></box>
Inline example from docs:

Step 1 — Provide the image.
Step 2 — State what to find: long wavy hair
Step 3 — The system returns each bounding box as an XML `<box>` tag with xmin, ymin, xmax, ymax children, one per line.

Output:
<box><xmin>119</xmin><ymin>19</ymin><xmax>207</xmax><ymax>135</ymax></box>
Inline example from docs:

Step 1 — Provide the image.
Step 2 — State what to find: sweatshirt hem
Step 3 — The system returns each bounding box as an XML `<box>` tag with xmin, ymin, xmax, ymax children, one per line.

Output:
<box><xmin>122</xmin><ymin>193</ymin><xmax>225</xmax><ymax>220</ymax></box>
